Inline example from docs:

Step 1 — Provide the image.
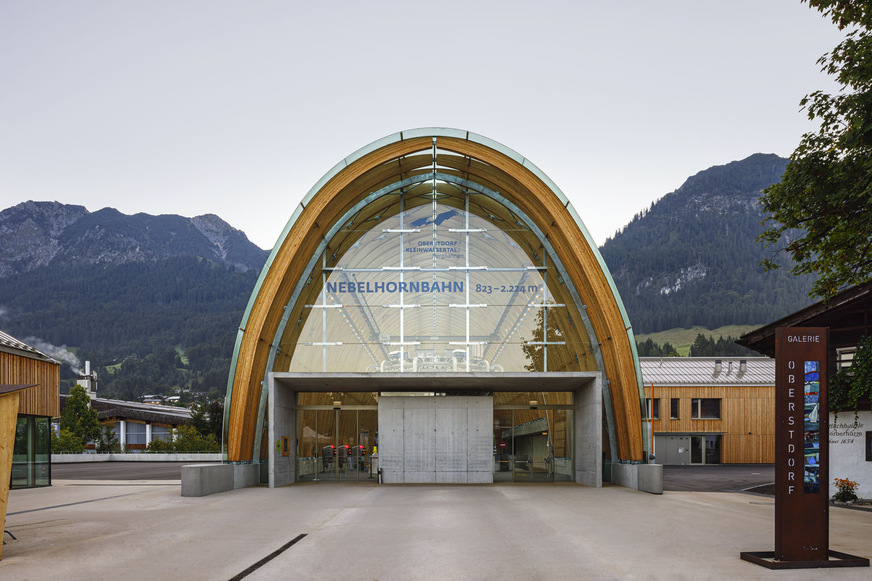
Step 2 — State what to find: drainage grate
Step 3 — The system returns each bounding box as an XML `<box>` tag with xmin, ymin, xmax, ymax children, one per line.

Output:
<box><xmin>229</xmin><ymin>534</ymin><xmax>308</xmax><ymax>580</ymax></box>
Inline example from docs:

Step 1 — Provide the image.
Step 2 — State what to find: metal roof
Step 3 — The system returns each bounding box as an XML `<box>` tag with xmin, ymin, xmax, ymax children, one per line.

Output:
<box><xmin>0</xmin><ymin>329</ymin><xmax>58</xmax><ymax>364</ymax></box>
<box><xmin>640</xmin><ymin>357</ymin><xmax>774</xmax><ymax>386</ymax></box>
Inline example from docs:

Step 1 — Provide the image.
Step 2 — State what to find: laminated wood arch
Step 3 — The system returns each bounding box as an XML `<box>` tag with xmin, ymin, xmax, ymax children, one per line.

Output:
<box><xmin>225</xmin><ymin>129</ymin><xmax>645</xmax><ymax>463</ymax></box>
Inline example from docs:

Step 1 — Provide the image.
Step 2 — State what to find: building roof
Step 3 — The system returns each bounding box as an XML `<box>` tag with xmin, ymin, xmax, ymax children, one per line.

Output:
<box><xmin>0</xmin><ymin>329</ymin><xmax>59</xmax><ymax>364</ymax></box>
<box><xmin>60</xmin><ymin>395</ymin><xmax>192</xmax><ymax>426</ymax></box>
<box><xmin>640</xmin><ymin>357</ymin><xmax>774</xmax><ymax>387</ymax></box>
<box><xmin>738</xmin><ymin>280</ymin><xmax>872</xmax><ymax>357</ymax></box>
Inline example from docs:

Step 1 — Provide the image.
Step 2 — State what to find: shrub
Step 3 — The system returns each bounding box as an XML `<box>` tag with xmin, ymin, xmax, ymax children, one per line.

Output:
<box><xmin>832</xmin><ymin>478</ymin><xmax>859</xmax><ymax>503</ymax></box>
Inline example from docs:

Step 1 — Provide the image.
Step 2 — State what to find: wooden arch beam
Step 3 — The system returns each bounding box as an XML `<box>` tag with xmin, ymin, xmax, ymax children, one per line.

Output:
<box><xmin>226</xmin><ymin>130</ymin><xmax>643</xmax><ymax>463</ymax></box>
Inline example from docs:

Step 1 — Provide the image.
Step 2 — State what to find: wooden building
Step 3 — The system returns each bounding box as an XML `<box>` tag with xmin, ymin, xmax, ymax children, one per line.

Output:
<box><xmin>641</xmin><ymin>357</ymin><xmax>775</xmax><ymax>465</ymax></box>
<box><xmin>0</xmin><ymin>330</ymin><xmax>60</xmax><ymax>488</ymax></box>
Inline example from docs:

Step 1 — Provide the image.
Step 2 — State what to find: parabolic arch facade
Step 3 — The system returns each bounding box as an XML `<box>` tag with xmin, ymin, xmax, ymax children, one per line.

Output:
<box><xmin>225</xmin><ymin>128</ymin><xmax>646</xmax><ymax>484</ymax></box>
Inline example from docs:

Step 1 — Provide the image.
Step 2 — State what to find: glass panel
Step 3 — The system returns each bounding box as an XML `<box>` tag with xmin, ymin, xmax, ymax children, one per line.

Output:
<box><xmin>357</xmin><ymin>410</ymin><xmax>378</xmax><ymax>481</ymax></box>
<box><xmin>493</xmin><ymin>409</ymin><xmax>513</xmax><ymax>482</ymax></box>
<box><xmin>34</xmin><ymin>416</ymin><xmax>51</xmax><ymax>486</ymax></box>
<box><xmin>512</xmin><ymin>409</ymin><xmax>552</xmax><ymax>481</ymax></box>
<box><xmin>12</xmin><ymin>417</ymin><xmax>32</xmax><ymax>488</ymax></box>
<box><xmin>336</xmin><ymin>410</ymin><xmax>359</xmax><ymax>481</ymax></box>
<box><xmin>704</xmin><ymin>435</ymin><xmax>721</xmax><ymax>465</ymax></box>
<box><xmin>297</xmin><ymin>410</ymin><xmax>319</xmax><ymax>482</ymax></box>
<box><xmin>670</xmin><ymin>398</ymin><xmax>679</xmax><ymax>419</ymax></box>
<box><xmin>690</xmin><ymin>436</ymin><xmax>703</xmax><ymax>464</ymax></box>
<box><xmin>552</xmin><ymin>409</ymin><xmax>573</xmax><ymax>482</ymax></box>
<box><xmin>700</xmin><ymin>399</ymin><xmax>721</xmax><ymax>419</ymax></box>
<box><xmin>803</xmin><ymin>361</ymin><xmax>821</xmax><ymax>493</ymax></box>
<box><xmin>285</xmin><ymin>194</ymin><xmax>596</xmax><ymax>375</ymax></box>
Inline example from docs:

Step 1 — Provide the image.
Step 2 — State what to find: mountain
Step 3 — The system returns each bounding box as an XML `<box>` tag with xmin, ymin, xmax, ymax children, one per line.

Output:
<box><xmin>0</xmin><ymin>201</ymin><xmax>268</xmax><ymax>399</ymax></box>
<box><xmin>0</xmin><ymin>201</ymin><xmax>266</xmax><ymax>277</ymax></box>
<box><xmin>599</xmin><ymin>153</ymin><xmax>816</xmax><ymax>335</ymax></box>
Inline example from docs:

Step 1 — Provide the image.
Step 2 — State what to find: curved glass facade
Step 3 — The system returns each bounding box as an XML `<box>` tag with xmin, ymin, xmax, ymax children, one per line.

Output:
<box><xmin>282</xmin><ymin>188</ymin><xmax>597</xmax><ymax>374</ymax></box>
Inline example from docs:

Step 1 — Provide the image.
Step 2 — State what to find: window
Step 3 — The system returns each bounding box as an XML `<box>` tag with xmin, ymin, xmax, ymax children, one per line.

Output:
<box><xmin>836</xmin><ymin>347</ymin><xmax>855</xmax><ymax>371</ymax></box>
<box><xmin>691</xmin><ymin>398</ymin><xmax>720</xmax><ymax>419</ymax></box>
<box><xmin>645</xmin><ymin>398</ymin><xmax>660</xmax><ymax>420</ymax></box>
<box><xmin>670</xmin><ymin>398</ymin><xmax>680</xmax><ymax>420</ymax></box>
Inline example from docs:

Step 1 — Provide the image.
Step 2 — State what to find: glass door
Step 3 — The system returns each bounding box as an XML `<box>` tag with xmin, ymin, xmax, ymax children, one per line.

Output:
<box><xmin>493</xmin><ymin>407</ymin><xmax>573</xmax><ymax>482</ymax></box>
<box><xmin>298</xmin><ymin>408</ymin><xmax>377</xmax><ymax>482</ymax></box>
<box><xmin>493</xmin><ymin>410</ymin><xmax>514</xmax><ymax>482</ymax></box>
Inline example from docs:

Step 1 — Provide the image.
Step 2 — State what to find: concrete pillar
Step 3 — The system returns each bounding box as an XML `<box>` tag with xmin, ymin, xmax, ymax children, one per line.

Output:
<box><xmin>145</xmin><ymin>422</ymin><xmax>152</xmax><ymax>446</ymax></box>
<box><xmin>118</xmin><ymin>420</ymin><xmax>126</xmax><ymax>452</ymax></box>
<box><xmin>575</xmin><ymin>376</ymin><xmax>603</xmax><ymax>487</ymax></box>
<box><xmin>268</xmin><ymin>375</ymin><xmax>295</xmax><ymax>488</ymax></box>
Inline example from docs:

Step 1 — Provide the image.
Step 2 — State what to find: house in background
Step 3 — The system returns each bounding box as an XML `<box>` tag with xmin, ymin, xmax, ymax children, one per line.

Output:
<box><xmin>739</xmin><ymin>281</ymin><xmax>872</xmax><ymax>498</ymax></box>
<box><xmin>0</xmin><ymin>330</ymin><xmax>59</xmax><ymax>489</ymax></box>
<box><xmin>58</xmin><ymin>395</ymin><xmax>191</xmax><ymax>451</ymax></box>
<box><xmin>640</xmin><ymin>357</ymin><xmax>775</xmax><ymax>465</ymax></box>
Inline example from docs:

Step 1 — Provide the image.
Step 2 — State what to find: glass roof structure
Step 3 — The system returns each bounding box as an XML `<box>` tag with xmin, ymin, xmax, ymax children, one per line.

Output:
<box><xmin>225</xmin><ymin>129</ymin><xmax>645</xmax><ymax>465</ymax></box>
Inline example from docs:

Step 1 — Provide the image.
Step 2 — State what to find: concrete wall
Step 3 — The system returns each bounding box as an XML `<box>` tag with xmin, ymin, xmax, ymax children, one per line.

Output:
<box><xmin>52</xmin><ymin>453</ymin><xmax>223</xmax><ymax>463</ymax></box>
<box><xmin>379</xmin><ymin>396</ymin><xmax>492</xmax><ymax>483</ymax></box>
<box><xmin>575</xmin><ymin>377</ymin><xmax>602</xmax><ymax>487</ymax></box>
<box><xmin>268</xmin><ymin>376</ymin><xmax>295</xmax><ymax>488</ymax></box>
<box><xmin>180</xmin><ymin>463</ymin><xmax>259</xmax><ymax>497</ymax></box>
<box><xmin>611</xmin><ymin>463</ymin><xmax>663</xmax><ymax>494</ymax></box>
<box><xmin>829</xmin><ymin>411</ymin><xmax>872</xmax><ymax>499</ymax></box>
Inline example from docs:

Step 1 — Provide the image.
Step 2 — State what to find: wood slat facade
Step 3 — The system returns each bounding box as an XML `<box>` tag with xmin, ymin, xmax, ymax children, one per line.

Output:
<box><xmin>644</xmin><ymin>384</ymin><xmax>775</xmax><ymax>464</ymax></box>
<box><xmin>0</xmin><ymin>350</ymin><xmax>60</xmax><ymax>418</ymax></box>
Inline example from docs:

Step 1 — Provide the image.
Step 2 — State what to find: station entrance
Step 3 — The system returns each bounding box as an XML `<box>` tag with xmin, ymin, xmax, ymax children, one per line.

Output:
<box><xmin>268</xmin><ymin>374</ymin><xmax>600</xmax><ymax>487</ymax></box>
<box><xmin>226</xmin><ymin>130</ymin><xmax>648</xmax><ymax>492</ymax></box>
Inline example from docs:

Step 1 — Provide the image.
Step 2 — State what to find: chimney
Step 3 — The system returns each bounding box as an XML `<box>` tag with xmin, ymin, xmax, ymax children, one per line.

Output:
<box><xmin>714</xmin><ymin>359</ymin><xmax>722</xmax><ymax>376</ymax></box>
<box><xmin>77</xmin><ymin>360</ymin><xmax>98</xmax><ymax>400</ymax></box>
<box><xmin>738</xmin><ymin>359</ymin><xmax>747</xmax><ymax>377</ymax></box>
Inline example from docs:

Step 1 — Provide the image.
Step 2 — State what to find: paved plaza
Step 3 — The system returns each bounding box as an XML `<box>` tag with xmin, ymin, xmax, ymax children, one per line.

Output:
<box><xmin>3</xmin><ymin>474</ymin><xmax>871</xmax><ymax>580</ymax></box>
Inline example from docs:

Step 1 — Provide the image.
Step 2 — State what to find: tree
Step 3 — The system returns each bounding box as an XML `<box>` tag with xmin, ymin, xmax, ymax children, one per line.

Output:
<box><xmin>145</xmin><ymin>425</ymin><xmax>220</xmax><ymax>453</ymax></box>
<box><xmin>189</xmin><ymin>400</ymin><xmax>224</xmax><ymax>441</ymax></box>
<box><xmin>758</xmin><ymin>1</ymin><xmax>872</xmax><ymax>297</ymax></box>
<box><xmin>51</xmin><ymin>428</ymin><xmax>85</xmax><ymax>453</ymax></box>
<box><xmin>96</xmin><ymin>423</ymin><xmax>120</xmax><ymax>453</ymax></box>
<box><xmin>60</xmin><ymin>385</ymin><xmax>102</xmax><ymax>444</ymax></box>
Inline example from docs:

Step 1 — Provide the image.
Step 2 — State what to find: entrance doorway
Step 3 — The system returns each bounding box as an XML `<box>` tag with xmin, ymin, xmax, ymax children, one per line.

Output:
<box><xmin>690</xmin><ymin>435</ymin><xmax>721</xmax><ymax>465</ymax></box>
<box><xmin>493</xmin><ymin>407</ymin><xmax>573</xmax><ymax>482</ymax></box>
<box><xmin>296</xmin><ymin>408</ymin><xmax>378</xmax><ymax>482</ymax></box>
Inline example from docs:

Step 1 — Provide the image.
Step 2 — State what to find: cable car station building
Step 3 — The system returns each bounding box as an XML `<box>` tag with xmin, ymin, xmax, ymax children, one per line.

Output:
<box><xmin>216</xmin><ymin>129</ymin><xmax>656</xmax><ymax>494</ymax></box>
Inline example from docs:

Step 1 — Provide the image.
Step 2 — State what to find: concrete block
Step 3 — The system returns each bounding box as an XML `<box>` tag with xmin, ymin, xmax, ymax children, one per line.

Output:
<box><xmin>233</xmin><ymin>463</ymin><xmax>260</xmax><ymax>489</ymax></box>
<box><xmin>181</xmin><ymin>464</ymin><xmax>233</xmax><ymax>497</ymax></box>
<box><xmin>637</xmin><ymin>464</ymin><xmax>663</xmax><ymax>494</ymax></box>
<box><xmin>610</xmin><ymin>463</ymin><xmax>638</xmax><ymax>490</ymax></box>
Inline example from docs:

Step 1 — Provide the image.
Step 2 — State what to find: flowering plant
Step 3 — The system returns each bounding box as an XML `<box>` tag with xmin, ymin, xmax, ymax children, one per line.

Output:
<box><xmin>833</xmin><ymin>478</ymin><xmax>859</xmax><ymax>503</ymax></box>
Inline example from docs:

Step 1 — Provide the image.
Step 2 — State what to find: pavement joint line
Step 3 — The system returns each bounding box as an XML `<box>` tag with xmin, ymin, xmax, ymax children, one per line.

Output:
<box><xmin>7</xmin><ymin>491</ymin><xmax>148</xmax><ymax>516</ymax></box>
<box><xmin>227</xmin><ymin>533</ymin><xmax>308</xmax><ymax>581</ymax></box>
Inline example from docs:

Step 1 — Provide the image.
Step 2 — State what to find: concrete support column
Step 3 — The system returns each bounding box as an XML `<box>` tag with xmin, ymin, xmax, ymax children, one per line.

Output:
<box><xmin>118</xmin><ymin>420</ymin><xmax>126</xmax><ymax>452</ymax></box>
<box><xmin>268</xmin><ymin>374</ymin><xmax>295</xmax><ymax>488</ymax></box>
<box><xmin>575</xmin><ymin>376</ymin><xmax>602</xmax><ymax>487</ymax></box>
<box><xmin>145</xmin><ymin>422</ymin><xmax>152</xmax><ymax>446</ymax></box>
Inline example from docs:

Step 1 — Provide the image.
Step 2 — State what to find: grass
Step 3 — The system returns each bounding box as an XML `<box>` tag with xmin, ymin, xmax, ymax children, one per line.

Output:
<box><xmin>634</xmin><ymin>324</ymin><xmax>760</xmax><ymax>356</ymax></box>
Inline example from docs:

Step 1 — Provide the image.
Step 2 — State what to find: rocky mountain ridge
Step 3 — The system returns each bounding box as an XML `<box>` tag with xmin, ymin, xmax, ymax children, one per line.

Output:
<box><xmin>0</xmin><ymin>201</ymin><xmax>267</xmax><ymax>277</ymax></box>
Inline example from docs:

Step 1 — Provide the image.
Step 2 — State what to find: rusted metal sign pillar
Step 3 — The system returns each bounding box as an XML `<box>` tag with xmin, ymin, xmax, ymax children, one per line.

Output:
<box><xmin>741</xmin><ymin>327</ymin><xmax>868</xmax><ymax>569</ymax></box>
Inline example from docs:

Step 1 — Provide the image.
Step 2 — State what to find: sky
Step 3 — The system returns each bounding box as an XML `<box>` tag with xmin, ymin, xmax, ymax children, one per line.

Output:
<box><xmin>0</xmin><ymin>1</ymin><xmax>847</xmax><ymax>250</ymax></box>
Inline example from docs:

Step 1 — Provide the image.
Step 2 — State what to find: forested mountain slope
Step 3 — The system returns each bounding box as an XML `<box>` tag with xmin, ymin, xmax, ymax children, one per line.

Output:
<box><xmin>599</xmin><ymin>153</ymin><xmax>816</xmax><ymax>334</ymax></box>
<box><xmin>0</xmin><ymin>201</ymin><xmax>267</xmax><ymax>398</ymax></box>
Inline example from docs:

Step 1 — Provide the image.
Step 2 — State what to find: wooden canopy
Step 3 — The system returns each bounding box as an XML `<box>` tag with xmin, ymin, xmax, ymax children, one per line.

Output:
<box><xmin>225</xmin><ymin>129</ymin><xmax>645</xmax><ymax>463</ymax></box>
